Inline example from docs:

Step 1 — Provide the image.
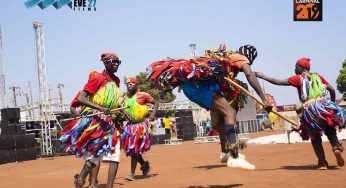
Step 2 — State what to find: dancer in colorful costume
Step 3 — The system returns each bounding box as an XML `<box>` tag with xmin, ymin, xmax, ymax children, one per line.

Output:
<box><xmin>122</xmin><ymin>77</ymin><xmax>159</xmax><ymax>181</ymax></box>
<box><xmin>146</xmin><ymin>44</ymin><xmax>272</xmax><ymax>170</ymax></box>
<box><xmin>59</xmin><ymin>52</ymin><xmax>124</xmax><ymax>188</ymax></box>
<box><xmin>255</xmin><ymin>57</ymin><xmax>345</xmax><ymax>169</ymax></box>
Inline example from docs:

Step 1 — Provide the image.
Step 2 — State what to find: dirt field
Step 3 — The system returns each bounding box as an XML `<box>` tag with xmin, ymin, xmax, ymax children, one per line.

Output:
<box><xmin>1</xmin><ymin>130</ymin><xmax>345</xmax><ymax>188</ymax></box>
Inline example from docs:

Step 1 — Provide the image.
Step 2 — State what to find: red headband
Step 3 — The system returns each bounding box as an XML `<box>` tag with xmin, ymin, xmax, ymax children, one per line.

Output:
<box><xmin>126</xmin><ymin>77</ymin><xmax>138</xmax><ymax>84</ymax></box>
<box><xmin>296</xmin><ymin>58</ymin><xmax>310</xmax><ymax>69</ymax></box>
<box><xmin>100</xmin><ymin>52</ymin><xmax>118</xmax><ymax>62</ymax></box>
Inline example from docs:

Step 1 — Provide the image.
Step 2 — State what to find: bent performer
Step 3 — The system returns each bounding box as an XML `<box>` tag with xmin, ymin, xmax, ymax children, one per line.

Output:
<box><xmin>147</xmin><ymin>44</ymin><xmax>272</xmax><ymax>170</ymax></box>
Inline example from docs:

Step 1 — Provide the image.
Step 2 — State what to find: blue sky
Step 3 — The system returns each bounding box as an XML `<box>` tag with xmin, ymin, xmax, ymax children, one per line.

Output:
<box><xmin>0</xmin><ymin>0</ymin><xmax>345</xmax><ymax>107</ymax></box>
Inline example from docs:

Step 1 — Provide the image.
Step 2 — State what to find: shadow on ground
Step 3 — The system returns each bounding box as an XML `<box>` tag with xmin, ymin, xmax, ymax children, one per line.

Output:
<box><xmin>97</xmin><ymin>182</ymin><xmax>124</xmax><ymax>188</ymax></box>
<box><xmin>193</xmin><ymin>164</ymin><xmax>225</xmax><ymax>170</ymax></box>
<box><xmin>183</xmin><ymin>184</ymin><xmax>243</xmax><ymax>188</ymax></box>
<box><xmin>280</xmin><ymin>165</ymin><xmax>338</xmax><ymax>170</ymax></box>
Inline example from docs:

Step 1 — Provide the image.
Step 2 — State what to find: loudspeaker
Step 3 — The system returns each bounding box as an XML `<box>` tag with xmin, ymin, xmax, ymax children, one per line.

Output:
<box><xmin>151</xmin><ymin>135</ymin><xmax>158</xmax><ymax>145</ymax></box>
<box><xmin>16</xmin><ymin>146</ymin><xmax>37</xmax><ymax>161</ymax></box>
<box><xmin>175</xmin><ymin>110</ymin><xmax>193</xmax><ymax>117</ymax></box>
<box><xmin>158</xmin><ymin>134</ymin><xmax>170</xmax><ymax>144</ymax></box>
<box><xmin>0</xmin><ymin>124</ymin><xmax>26</xmax><ymax>135</ymax></box>
<box><xmin>1</xmin><ymin>108</ymin><xmax>20</xmax><ymax>122</ymax></box>
<box><xmin>0</xmin><ymin>149</ymin><xmax>16</xmax><ymax>164</ymax></box>
<box><xmin>150</xmin><ymin>134</ymin><xmax>170</xmax><ymax>145</ymax></box>
<box><xmin>1</xmin><ymin>118</ymin><xmax>20</xmax><ymax>125</ymax></box>
<box><xmin>15</xmin><ymin>135</ymin><xmax>36</xmax><ymax>149</ymax></box>
<box><xmin>1</xmin><ymin>126</ymin><xmax>15</xmax><ymax>135</ymax></box>
<box><xmin>175</xmin><ymin>117</ymin><xmax>182</xmax><ymax>124</ymax></box>
<box><xmin>174</xmin><ymin>111</ymin><xmax>180</xmax><ymax>117</ymax></box>
<box><xmin>181</xmin><ymin>134</ymin><xmax>194</xmax><ymax>141</ymax></box>
<box><xmin>182</xmin><ymin>116</ymin><xmax>193</xmax><ymax>124</ymax></box>
<box><xmin>52</xmin><ymin>140</ymin><xmax>69</xmax><ymax>156</ymax></box>
<box><xmin>1</xmin><ymin>121</ymin><xmax>24</xmax><ymax>128</ymax></box>
<box><xmin>177</xmin><ymin>135</ymin><xmax>183</xmax><ymax>140</ymax></box>
<box><xmin>17</xmin><ymin>125</ymin><xmax>26</xmax><ymax>135</ymax></box>
<box><xmin>0</xmin><ymin>136</ymin><xmax>15</xmax><ymax>150</ymax></box>
<box><xmin>175</xmin><ymin>121</ymin><xmax>197</xmax><ymax>141</ymax></box>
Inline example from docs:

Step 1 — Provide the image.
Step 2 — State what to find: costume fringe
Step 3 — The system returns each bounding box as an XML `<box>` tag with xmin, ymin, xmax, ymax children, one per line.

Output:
<box><xmin>59</xmin><ymin>109</ymin><xmax>120</xmax><ymax>158</ymax></box>
<box><xmin>122</xmin><ymin>119</ymin><xmax>151</xmax><ymax>155</ymax></box>
<box><xmin>298</xmin><ymin>99</ymin><xmax>346</xmax><ymax>140</ymax></box>
<box><xmin>146</xmin><ymin>47</ymin><xmax>248</xmax><ymax>109</ymax></box>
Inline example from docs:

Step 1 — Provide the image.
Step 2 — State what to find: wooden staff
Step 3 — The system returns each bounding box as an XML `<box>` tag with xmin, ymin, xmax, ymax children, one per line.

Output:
<box><xmin>60</xmin><ymin>106</ymin><xmax>128</xmax><ymax>122</ymax></box>
<box><xmin>224</xmin><ymin>77</ymin><xmax>300</xmax><ymax>129</ymax></box>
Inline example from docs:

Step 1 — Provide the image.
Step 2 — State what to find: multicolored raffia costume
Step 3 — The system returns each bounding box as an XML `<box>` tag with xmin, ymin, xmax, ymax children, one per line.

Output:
<box><xmin>297</xmin><ymin>72</ymin><xmax>346</xmax><ymax>140</ymax></box>
<box><xmin>59</xmin><ymin>70</ymin><xmax>121</xmax><ymax>158</ymax></box>
<box><xmin>122</xmin><ymin>92</ymin><xmax>153</xmax><ymax>155</ymax></box>
<box><xmin>146</xmin><ymin>46</ymin><xmax>248</xmax><ymax>110</ymax></box>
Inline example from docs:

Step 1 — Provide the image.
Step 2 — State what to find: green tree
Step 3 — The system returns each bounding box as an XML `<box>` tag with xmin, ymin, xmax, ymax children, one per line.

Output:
<box><xmin>125</xmin><ymin>72</ymin><xmax>176</xmax><ymax>103</ymax></box>
<box><xmin>336</xmin><ymin>59</ymin><xmax>346</xmax><ymax>95</ymax></box>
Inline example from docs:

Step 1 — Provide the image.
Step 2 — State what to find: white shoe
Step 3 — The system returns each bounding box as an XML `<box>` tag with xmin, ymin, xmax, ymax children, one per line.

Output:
<box><xmin>220</xmin><ymin>152</ymin><xmax>230</xmax><ymax>163</ymax></box>
<box><xmin>220</xmin><ymin>152</ymin><xmax>246</xmax><ymax>163</ymax></box>
<box><xmin>238</xmin><ymin>153</ymin><xmax>246</xmax><ymax>159</ymax></box>
<box><xmin>227</xmin><ymin>157</ymin><xmax>255</xmax><ymax>170</ymax></box>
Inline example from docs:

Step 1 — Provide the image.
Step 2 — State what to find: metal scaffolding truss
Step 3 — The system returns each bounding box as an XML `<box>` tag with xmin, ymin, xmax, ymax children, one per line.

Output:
<box><xmin>33</xmin><ymin>22</ymin><xmax>53</xmax><ymax>156</ymax></box>
<box><xmin>0</xmin><ymin>26</ymin><xmax>7</xmax><ymax>109</ymax></box>
<box><xmin>18</xmin><ymin>101</ymin><xmax>69</xmax><ymax>122</ymax></box>
<box><xmin>156</xmin><ymin>100</ymin><xmax>201</xmax><ymax>111</ymax></box>
<box><xmin>18</xmin><ymin>98</ymin><xmax>69</xmax><ymax>112</ymax></box>
<box><xmin>155</xmin><ymin>100</ymin><xmax>205</xmax><ymax>137</ymax></box>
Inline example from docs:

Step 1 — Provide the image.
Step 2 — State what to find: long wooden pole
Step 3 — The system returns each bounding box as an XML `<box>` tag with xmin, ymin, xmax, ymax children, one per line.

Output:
<box><xmin>224</xmin><ymin>77</ymin><xmax>299</xmax><ymax>129</ymax></box>
<box><xmin>60</xmin><ymin>106</ymin><xmax>128</xmax><ymax>122</ymax></box>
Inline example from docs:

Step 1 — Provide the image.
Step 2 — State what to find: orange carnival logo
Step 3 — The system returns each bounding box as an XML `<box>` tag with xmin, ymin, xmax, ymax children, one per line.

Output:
<box><xmin>294</xmin><ymin>0</ymin><xmax>322</xmax><ymax>21</ymax></box>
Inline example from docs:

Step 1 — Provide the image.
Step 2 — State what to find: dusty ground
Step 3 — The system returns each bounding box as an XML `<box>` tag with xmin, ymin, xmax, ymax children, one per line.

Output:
<box><xmin>1</xmin><ymin>130</ymin><xmax>345</xmax><ymax>188</ymax></box>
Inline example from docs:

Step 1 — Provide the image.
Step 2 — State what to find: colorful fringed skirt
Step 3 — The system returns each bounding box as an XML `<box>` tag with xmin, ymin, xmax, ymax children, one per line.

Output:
<box><xmin>59</xmin><ymin>109</ymin><xmax>119</xmax><ymax>158</ymax></box>
<box><xmin>300</xmin><ymin>98</ymin><xmax>346</xmax><ymax>140</ymax></box>
<box><xmin>122</xmin><ymin>119</ymin><xmax>151</xmax><ymax>155</ymax></box>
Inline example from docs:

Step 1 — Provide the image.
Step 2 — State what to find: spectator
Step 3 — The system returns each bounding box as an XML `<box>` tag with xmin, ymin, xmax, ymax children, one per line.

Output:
<box><xmin>156</xmin><ymin>118</ymin><xmax>162</xmax><ymax>129</ymax></box>
<box><xmin>205</xmin><ymin>118</ymin><xmax>211</xmax><ymax>133</ymax></box>
<box><xmin>163</xmin><ymin>114</ymin><xmax>171</xmax><ymax>135</ymax></box>
<box><xmin>170</xmin><ymin>118</ymin><xmax>177</xmax><ymax>139</ymax></box>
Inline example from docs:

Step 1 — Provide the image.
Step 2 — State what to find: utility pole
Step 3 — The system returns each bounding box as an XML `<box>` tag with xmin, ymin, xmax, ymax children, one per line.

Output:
<box><xmin>28</xmin><ymin>81</ymin><xmax>35</xmax><ymax>117</ymax></box>
<box><xmin>21</xmin><ymin>92</ymin><xmax>32</xmax><ymax>117</ymax></box>
<box><xmin>48</xmin><ymin>86</ymin><xmax>52</xmax><ymax>102</ymax></box>
<box><xmin>57</xmin><ymin>83</ymin><xmax>64</xmax><ymax>111</ymax></box>
<box><xmin>28</xmin><ymin>81</ymin><xmax>33</xmax><ymax>104</ymax></box>
<box><xmin>9</xmin><ymin>86</ymin><xmax>20</xmax><ymax>107</ymax></box>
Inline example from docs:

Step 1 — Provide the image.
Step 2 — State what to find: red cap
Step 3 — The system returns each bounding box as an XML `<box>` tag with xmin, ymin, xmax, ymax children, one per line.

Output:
<box><xmin>100</xmin><ymin>52</ymin><xmax>118</xmax><ymax>62</ymax></box>
<box><xmin>125</xmin><ymin>77</ymin><xmax>138</xmax><ymax>84</ymax></box>
<box><xmin>296</xmin><ymin>58</ymin><xmax>310</xmax><ymax>69</ymax></box>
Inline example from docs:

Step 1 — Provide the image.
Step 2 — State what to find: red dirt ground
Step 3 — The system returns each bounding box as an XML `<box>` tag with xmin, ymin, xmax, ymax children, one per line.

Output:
<box><xmin>1</xmin><ymin>130</ymin><xmax>345</xmax><ymax>188</ymax></box>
